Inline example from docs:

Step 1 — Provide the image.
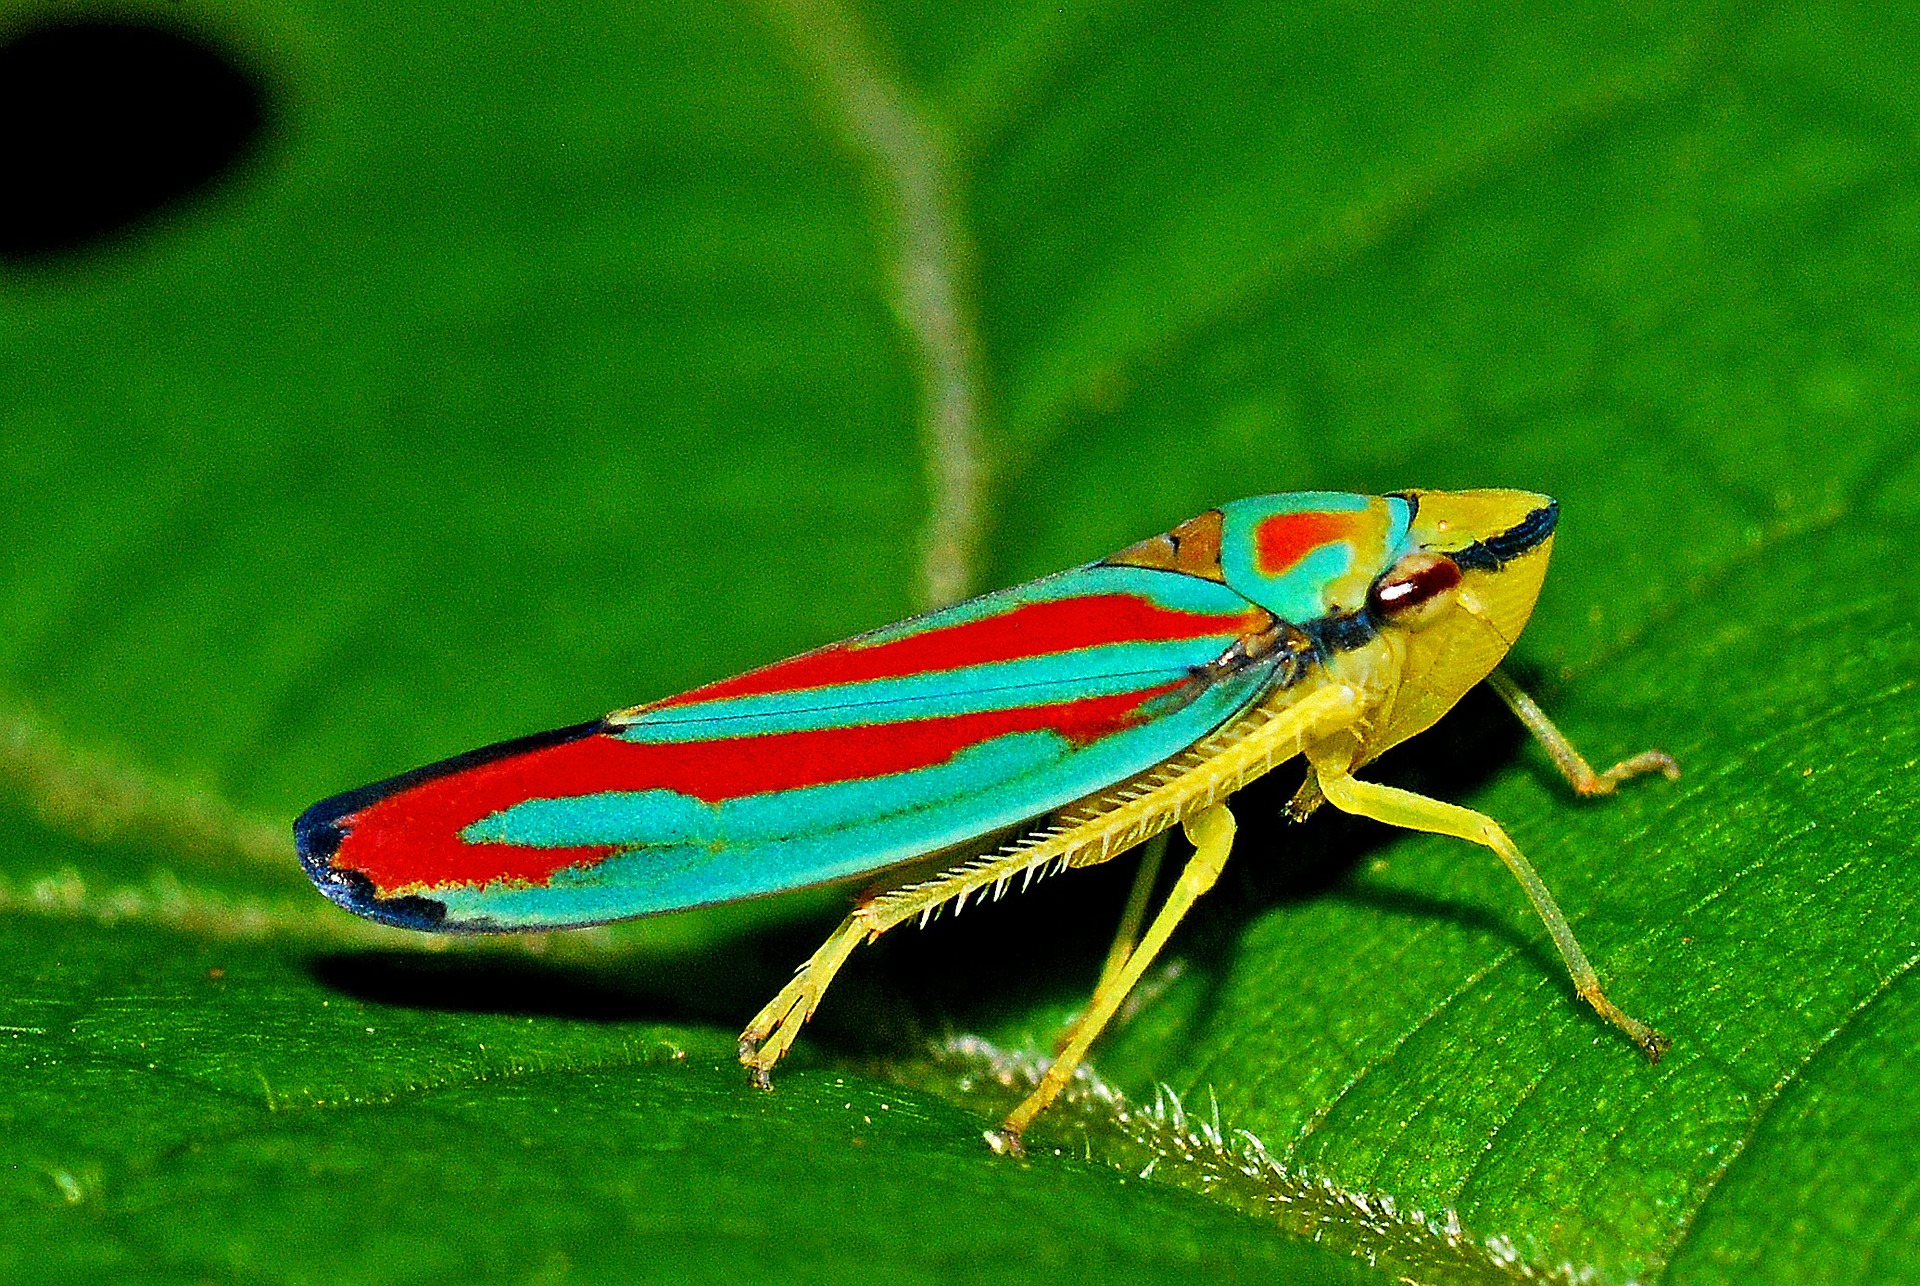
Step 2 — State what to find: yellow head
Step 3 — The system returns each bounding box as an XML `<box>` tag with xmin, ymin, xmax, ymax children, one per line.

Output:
<box><xmin>1350</xmin><ymin>488</ymin><xmax>1556</xmax><ymax>761</ymax></box>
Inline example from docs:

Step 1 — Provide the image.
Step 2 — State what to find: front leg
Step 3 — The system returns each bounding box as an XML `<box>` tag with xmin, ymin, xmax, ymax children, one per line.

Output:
<box><xmin>1486</xmin><ymin>668</ymin><xmax>1679</xmax><ymax>797</ymax></box>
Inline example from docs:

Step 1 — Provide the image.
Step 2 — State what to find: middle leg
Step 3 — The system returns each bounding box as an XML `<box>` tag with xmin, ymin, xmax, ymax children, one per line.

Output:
<box><xmin>1060</xmin><ymin>828</ymin><xmax>1171</xmax><ymax>1053</ymax></box>
<box><xmin>1309</xmin><ymin>753</ymin><xmax>1669</xmax><ymax>1061</ymax></box>
<box><xmin>988</xmin><ymin>804</ymin><xmax>1238</xmax><ymax>1155</ymax></box>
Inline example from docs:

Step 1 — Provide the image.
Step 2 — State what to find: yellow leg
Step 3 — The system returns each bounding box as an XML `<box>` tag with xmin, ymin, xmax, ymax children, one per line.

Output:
<box><xmin>1284</xmin><ymin>770</ymin><xmax>1326</xmax><ymax>821</ymax></box>
<box><xmin>1063</xmin><ymin>829</ymin><xmax>1171</xmax><ymax>1052</ymax></box>
<box><xmin>738</xmin><ymin>913</ymin><xmax>868</xmax><ymax>1088</ymax></box>
<box><xmin>1487</xmin><ymin>668</ymin><xmax>1679</xmax><ymax>796</ymax></box>
<box><xmin>988</xmin><ymin>804</ymin><xmax>1238</xmax><ymax>1156</ymax></box>
<box><xmin>1309</xmin><ymin>754</ymin><xmax>1669</xmax><ymax>1062</ymax></box>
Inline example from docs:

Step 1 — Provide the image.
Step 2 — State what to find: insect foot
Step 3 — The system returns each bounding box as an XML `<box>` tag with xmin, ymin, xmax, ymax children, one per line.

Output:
<box><xmin>737</xmin><ymin>915</ymin><xmax>868</xmax><ymax>1089</ymax></box>
<box><xmin>1580</xmin><ymin>982</ymin><xmax>1672</xmax><ymax>1063</ymax></box>
<box><xmin>738</xmin><ymin>988</ymin><xmax>810</xmax><ymax>1089</ymax></box>
<box><xmin>983</xmin><ymin>1126</ymin><xmax>1026</xmax><ymax>1158</ymax></box>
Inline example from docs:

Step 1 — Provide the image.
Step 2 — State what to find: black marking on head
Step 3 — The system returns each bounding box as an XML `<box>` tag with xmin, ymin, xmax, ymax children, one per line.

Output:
<box><xmin>1308</xmin><ymin>610</ymin><xmax>1377</xmax><ymax>656</ymax></box>
<box><xmin>1450</xmin><ymin>499</ymin><xmax>1558</xmax><ymax>572</ymax></box>
<box><xmin>293</xmin><ymin>718</ymin><xmax>606</xmax><ymax>930</ymax></box>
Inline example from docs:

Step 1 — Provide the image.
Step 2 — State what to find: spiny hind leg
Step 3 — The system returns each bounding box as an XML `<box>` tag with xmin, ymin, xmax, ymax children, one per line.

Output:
<box><xmin>1309</xmin><ymin>754</ymin><xmax>1669</xmax><ymax>1061</ymax></box>
<box><xmin>739</xmin><ymin>913</ymin><xmax>868</xmax><ymax>1088</ymax></box>
<box><xmin>989</xmin><ymin>805</ymin><xmax>1237</xmax><ymax>1156</ymax></box>
<box><xmin>1487</xmin><ymin>668</ymin><xmax>1679</xmax><ymax>796</ymax></box>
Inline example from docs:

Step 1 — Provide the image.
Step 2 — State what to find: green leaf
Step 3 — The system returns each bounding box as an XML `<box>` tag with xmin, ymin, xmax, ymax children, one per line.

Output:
<box><xmin>3</xmin><ymin>0</ymin><xmax>1916</xmax><ymax>1282</ymax></box>
<box><xmin>0</xmin><ymin>889</ymin><xmax>1370</xmax><ymax>1284</ymax></box>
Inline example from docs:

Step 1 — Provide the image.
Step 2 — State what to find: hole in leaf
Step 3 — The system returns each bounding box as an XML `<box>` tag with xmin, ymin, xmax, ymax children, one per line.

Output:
<box><xmin>0</xmin><ymin>17</ymin><xmax>268</xmax><ymax>260</ymax></box>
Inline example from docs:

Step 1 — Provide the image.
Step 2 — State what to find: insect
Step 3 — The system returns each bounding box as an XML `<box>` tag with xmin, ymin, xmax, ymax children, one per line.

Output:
<box><xmin>296</xmin><ymin>489</ymin><xmax>1677</xmax><ymax>1153</ymax></box>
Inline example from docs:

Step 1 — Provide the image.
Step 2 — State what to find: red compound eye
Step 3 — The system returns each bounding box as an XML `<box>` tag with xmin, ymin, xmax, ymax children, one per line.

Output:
<box><xmin>1371</xmin><ymin>553</ymin><xmax>1462</xmax><ymax>617</ymax></box>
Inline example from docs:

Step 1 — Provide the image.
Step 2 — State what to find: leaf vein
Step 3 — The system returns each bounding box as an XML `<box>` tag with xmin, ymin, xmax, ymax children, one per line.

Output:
<box><xmin>1650</xmin><ymin>948</ymin><xmax>1920</xmax><ymax>1280</ymax></box>
<box><xmin>756</xmin><ymin>0</ymin><xmax>990</xmax><ymax>607</ymax></box>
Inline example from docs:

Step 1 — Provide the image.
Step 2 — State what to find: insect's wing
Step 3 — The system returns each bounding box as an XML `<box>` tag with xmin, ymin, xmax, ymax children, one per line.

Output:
<box><xmin>297</xmin><ymin>564</ymin><xmax>1281</xmax><ymax>931</ymax></box>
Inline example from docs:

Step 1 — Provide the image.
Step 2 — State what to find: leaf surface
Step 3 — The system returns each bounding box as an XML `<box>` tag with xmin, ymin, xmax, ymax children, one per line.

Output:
<box><xmin>2</xmin><ymin>0</ymin><xmax>1915</xmax><ymax>1282</ymax></box>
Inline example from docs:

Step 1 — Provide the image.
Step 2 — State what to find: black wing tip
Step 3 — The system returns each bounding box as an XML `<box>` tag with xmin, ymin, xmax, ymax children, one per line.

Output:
<box><xmin>294</xmin><ymin>803</ymin><xmax>449</xmax><ymax>931</ymax></box>
<box><xmin>293</xmin><ymin>718</ymin><xmax>608</xmax><ymax>933</ymax></box>
<box><xmin>315</xmin><ymin>864</ymin><xmax>451</xmax><ymax>932</ymax></box>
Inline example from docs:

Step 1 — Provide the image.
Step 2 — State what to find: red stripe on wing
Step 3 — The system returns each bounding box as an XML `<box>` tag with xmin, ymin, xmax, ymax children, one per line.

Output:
<box><xmin>651</xmin><ymin>594</ymin><xmax>1261</xmax><ymax>710</ymax></box>
<box><xmin>333</xmin><ymin>681</ymin><xmax>1188</xmax><ymax>894</ymax></box>
<box><xmin>1253</xmin><ymin>511</ymin><xmax>1358</xmax><ymax>576</ymax></box>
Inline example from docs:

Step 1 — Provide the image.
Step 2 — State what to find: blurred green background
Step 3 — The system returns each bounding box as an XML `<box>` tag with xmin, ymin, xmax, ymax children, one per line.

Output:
<box><xmin>2</xmin><ymin>1</ymin><xmax>1916</xmax><ymax>1282</ymax></box>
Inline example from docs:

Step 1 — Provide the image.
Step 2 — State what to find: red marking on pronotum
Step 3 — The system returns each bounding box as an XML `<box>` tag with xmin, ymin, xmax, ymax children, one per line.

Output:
<box><xmin>652</xmin><ymin>594</ymin><xmax>1260</xmax><ymax>710</ymax></box>
<box><xmin>1253</xmin><ymin>511</ymin><xmax>1357</xmax><ymax>576</ymax></box>
<box><xmin>332</xmin><ymin>682</ymin><xmax>1191</xmax><ymax>893</ymax></box>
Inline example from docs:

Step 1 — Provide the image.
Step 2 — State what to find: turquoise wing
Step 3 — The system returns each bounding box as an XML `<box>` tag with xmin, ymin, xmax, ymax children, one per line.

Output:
<box><xmin>296</xmin><ymin>562</ymin><xmax>1288</xmax><ymax>930</ymax></box>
